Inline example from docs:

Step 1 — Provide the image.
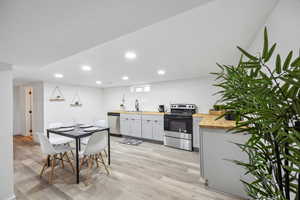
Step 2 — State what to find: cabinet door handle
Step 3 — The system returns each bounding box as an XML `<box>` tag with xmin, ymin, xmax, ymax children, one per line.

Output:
<box><xmin>147</xmin><ymin>120</ymin><xmax>150</xmax><ymax>122</ymax></box>
<box><xmin>131</xmin><ymin>119</ymin><xmax>135</xmax><ymax>120</ymax></box>
<box><xmin>154</xmin><ymin>120</ymin><xmax>158</xmax><ymax>122</ymax></box>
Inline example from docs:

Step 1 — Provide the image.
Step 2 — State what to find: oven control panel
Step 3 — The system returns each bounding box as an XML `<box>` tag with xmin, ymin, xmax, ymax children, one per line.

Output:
<box><xmin>170</xmin><ymin>104</ymin><xmax>196</xmax><ymax>109</ymax></box>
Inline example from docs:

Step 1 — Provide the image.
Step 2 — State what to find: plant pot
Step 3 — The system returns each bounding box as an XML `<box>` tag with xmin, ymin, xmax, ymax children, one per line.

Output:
<box><xmin>225</xmin><ymin>113</ymin><xmax>236</xmax><ymax>120</ymax></box>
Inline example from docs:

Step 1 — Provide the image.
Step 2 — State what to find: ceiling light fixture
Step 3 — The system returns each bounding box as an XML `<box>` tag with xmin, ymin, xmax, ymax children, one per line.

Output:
<box><xmin>157</xmin><ymin>70</ymin><xmax>166</xmax><ymax>75</ymax></box>
<box><xmin>81</xmin><ymin>65</ymin><xmax>92</xmax><ymax>71</ymax></box>
<box><xmin>54</xmin><ymin>73</ymin><xmax>64</xmax><ymax>78</ymax></box>
<box><xmin>122</xmin><ymin>76</ymin><xmax>129</xmax><ymax>80</ymax></box>
<box><xmin>96</xmin><ymin>81</ymin><xmax>102</xmax><ymax>85</ymax></box>
<box><xmin>124</xmin><ymin>51</ymin><xmax>137</xmax><ymax>60</ymax></box>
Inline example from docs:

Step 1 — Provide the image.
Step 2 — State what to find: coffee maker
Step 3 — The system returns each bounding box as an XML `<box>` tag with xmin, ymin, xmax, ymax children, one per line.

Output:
<box><xmin>158</xmin><ymin>105</ymin><xmax>165</xmax><ymax>112</ymax></box>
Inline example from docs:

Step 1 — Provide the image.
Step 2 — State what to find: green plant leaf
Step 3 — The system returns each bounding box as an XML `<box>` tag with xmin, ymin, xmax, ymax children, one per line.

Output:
<box><xmin>275</xmin><ymin>54</ymin><xmax>282</xmax><ymax>74</ymax></box>
<box><xmin>237</xmin><ymin>46</ymin><xmax>258</xmax><ymax>61</ymax></box>
<box><xmin>283</xmin><ymin>51</ymin><xmax>293</xmax><ymax>70</ymax></box>
<box><xmin>262</xmin><ymin>27</ymin><xmax>268</xmax><ymax>59</ymax></box>
<box><xmin>291</xmin><ymin>56</ymin><xmax>300</xmax><ymax>67</ymax></box>
<box><xmin>264</xmin><ymin>43</ymin><xmax>277</xmax><ymax>62</ymax></box>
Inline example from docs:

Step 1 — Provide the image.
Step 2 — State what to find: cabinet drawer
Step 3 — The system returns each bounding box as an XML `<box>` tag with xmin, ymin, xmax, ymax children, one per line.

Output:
<box><xmin>142</xmin><ymin>114</ymin><xmax>163</xmax><ymax>122</ymax></box>
<box><xmin>121</xmin><ymin>114</ymin><xmax>141</xmax><ymax>120</ymax></box>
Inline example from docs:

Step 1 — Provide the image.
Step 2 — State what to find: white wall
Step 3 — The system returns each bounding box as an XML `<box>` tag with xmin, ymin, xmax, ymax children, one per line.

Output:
<box><xmin>43</xmin><ymin>82</ymin><xmax>105</xmax><ymax>128</ymax></box>
<box><xmin>0</xmin><ymin>68</ymin><xmax>15</xmax><ymax>200</ymax></box>
<box><xmin>13</xmin><ymin>86</ymin><xmax>23</xmax><ymax>135</ymax></box>
<box><xmin>249</xmin><ymin>0</ymin><xmax>300</xmax><ymax>61</ymax></box>
<box><xmin>103</xmin><ymin>78</ymin><xmax>218</xmax><ymax>114</ymax></box>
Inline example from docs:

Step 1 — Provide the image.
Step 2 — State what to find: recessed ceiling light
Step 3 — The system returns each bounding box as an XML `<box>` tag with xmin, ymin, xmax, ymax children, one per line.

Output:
<box><xmin>54</xmin><ymin>73</ymin><xmax>64</xmax><ymax>78</ymax></box>
<box><xmin>122</xmin><ymin>76</ymin><xmax>129</xmax><ymax>80</ymax></box>
<box><xmin>96</xmin><ymin>81</ymin><xmax>102</xmax><ymax>85</ymax></box>
<box><xmin>81</xmin><ymin>65</ymin><xmax>92</xmax><ymax>71</ymax></box>
<box><xmin>157</xmin><ymin>70</ymin><xmax>166</xmax><ymax>75</ymax></box>
<box><xmin>124</xmin><ymin>51</ymin><xmax>137</xmax><ymax>60</ymax></box>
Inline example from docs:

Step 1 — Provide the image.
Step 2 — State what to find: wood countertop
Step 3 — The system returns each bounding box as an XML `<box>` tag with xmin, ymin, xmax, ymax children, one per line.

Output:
<box><xmin>110</xmin><ymin>111</ymin><xmax>236</xmax><ymax>129</ymax></box>
<box><xmin>193</xmin><ymin>113</ymin><xmax>237</xmax><ymax>129</ymax></box>
<box><xmin>110</xmin><ymin>111</ymin><xmax>165</xmax><ymax>115</ymax></box>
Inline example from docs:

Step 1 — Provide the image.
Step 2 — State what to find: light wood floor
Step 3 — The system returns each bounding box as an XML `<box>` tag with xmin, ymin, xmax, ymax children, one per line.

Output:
<box><xmin>14</xmin><ymin>136</ymin><xmax>241</xmax><ymax>200</ymax></box>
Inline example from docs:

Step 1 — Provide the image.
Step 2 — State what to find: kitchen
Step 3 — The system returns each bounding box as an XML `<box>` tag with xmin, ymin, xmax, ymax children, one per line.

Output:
<box><xmin>107</xmin><ymin>98</ymin><xmax>248</xmax><ymax>198</ymax></box>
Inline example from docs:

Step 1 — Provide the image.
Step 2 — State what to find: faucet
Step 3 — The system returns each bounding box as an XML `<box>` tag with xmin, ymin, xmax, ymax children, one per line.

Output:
<box><xmin>135</xmin><ymin>99</ymin><xmax>140</xmax><ymax>111</ymax></box>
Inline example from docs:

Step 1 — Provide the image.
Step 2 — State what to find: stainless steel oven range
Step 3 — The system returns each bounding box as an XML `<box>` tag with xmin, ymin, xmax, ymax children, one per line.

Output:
<box><xmin>164</xmin><ymin>104</ymin><xmax>196</xmax><ymax>151</ymax></box>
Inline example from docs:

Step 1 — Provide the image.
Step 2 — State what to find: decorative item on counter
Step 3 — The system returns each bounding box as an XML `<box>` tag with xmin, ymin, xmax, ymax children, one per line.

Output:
<box><xmin>135</xmin><ymin>99</ymin><xmax>140</xmax><ymax>111</ymax></box>
<box><xmin>120</xmin><ymin>94</ymin><xmax>126</xmax><ymax>110</ymax></box>
<box><xmin>209</xmin><ymin>104</ymin><xmax>226</xmax><ymax>115</ymax></box>
<box><xmin>49</xmin><ymin>86</ymin><xmax>65</xmax><ymax>102</ymax></box>
<box><xmin>158</xmin><ymin>105</ymin><xmax>165</xmax><ymax>112</ymax></box>
<box><xmin>70</xmin><ymin>91</ymin><xmax>82</xmax><ymax>107</ymax></box>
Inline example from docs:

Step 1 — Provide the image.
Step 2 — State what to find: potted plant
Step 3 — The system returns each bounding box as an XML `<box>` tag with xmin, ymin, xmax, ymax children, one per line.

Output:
<box><xmin>212</xmin><ymin>27</ymin><xmax>300</xmax><ymax>199</ymax></box>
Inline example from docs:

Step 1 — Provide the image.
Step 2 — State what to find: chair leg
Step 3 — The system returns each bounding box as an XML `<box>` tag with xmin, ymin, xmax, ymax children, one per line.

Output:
<box><xmin>49</xmin><ymin>155</ymin><xmax>56</xmax><ymax>183</ymax></box>
<box><xmin>67</xmin><ymin>143</ymin><xmax>75</xmax><ymax>160</ymax></box>
<box><xmin>40</xmin><ymin>156</ymin><xmax>49</xmax><ymax>178</ymax></box>
<box><xmin>64</xmin><ymin>152</ymin><xmax>75</xmax><ymax>173</ymax></box>
<box><xmin>80</xmin><ymin>155</ymin><xmax>86</xmax><ymax>170</ymax></box>
<box><xmin>104</xmin><ymin>149</ymin><xmax>108</xmax><ymax>158</ymax></box>
<box><xmin>95</xmin><ymin>154</ymin><xmax>99</xmax><ymax>168</ymax></box>
<box><xmin>60</xmin><ymin>153</ymin><xmax>64</xmax><ymax>168</ymax></box>
<box><xmin>70</xmin><ymin>150</ymin><xmax>75</xmax><ymax>160</ymax></box>
<box><xmin>99</xmin><ymin>152</ymin><xmax>110</xmax><ymax>175</ymax></box>
<box><xmin>87</xmin><ymin>155</ymin><xmax>93</xmax><ymax>180</ymax></box>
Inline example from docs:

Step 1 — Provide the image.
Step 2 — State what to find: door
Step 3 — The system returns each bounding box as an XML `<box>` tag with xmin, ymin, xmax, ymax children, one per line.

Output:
<box><xmin>142</xmin><ymin>120</ymin><xmax>153</xmax><ymax>139</ymax></box>
<box><xmin>152</xmin><ymin>120</ymin><xmax>163</xmax><ymax>141</ymax></box>
<box><xmin>25</xmin><ymin>87</ymin><xmax>33</xmax><ymax>136</ymax></box>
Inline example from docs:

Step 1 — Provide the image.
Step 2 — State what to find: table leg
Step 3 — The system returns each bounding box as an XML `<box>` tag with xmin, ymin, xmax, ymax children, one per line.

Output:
<box><xmin>75</xmin><ymin>138</ymin><xmax>80</xmax><ymax>184</ymax></box>
<box><xmin>79</xmin><ymin>138</ymin><xmax>81</xmax><ymax>151</ymax></box>
<box><xmin>47</xmin><ymin>130</ymin><xmax>50</xmax><ymax>167</ymax></box>
<box><xmin>108</xmin><ymin>128</ymin><xmax>110</xmax><ymax>165</ymax></box>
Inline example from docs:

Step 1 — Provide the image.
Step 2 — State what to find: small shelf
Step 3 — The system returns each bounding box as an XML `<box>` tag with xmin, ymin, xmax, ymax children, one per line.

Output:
<box><xmin>70</xmin><ymin>103</ymin><xmax>82</xmax><ymax>107</ymax></box>
<box><xmin>49</xmin><ymin>98</ymin><xmax>65</xmax><ymax>102</ymax></box>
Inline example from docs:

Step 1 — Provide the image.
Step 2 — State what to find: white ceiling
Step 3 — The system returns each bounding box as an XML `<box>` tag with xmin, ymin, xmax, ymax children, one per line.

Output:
<box><xmin>2</xmin><ymin>0</ymin><xmax>279</xmax><ymax>87</ymax></box>
<box><xmin>0</xmin><ymin>0</ymin><xmax>211</xmax><ymax>68</ymax></box>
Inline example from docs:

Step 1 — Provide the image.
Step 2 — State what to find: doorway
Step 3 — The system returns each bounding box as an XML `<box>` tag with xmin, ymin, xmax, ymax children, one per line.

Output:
<box><xmin>25</xmin><ymin>87</ymin><xmax>33</xmax><ymax>136</ymax></box>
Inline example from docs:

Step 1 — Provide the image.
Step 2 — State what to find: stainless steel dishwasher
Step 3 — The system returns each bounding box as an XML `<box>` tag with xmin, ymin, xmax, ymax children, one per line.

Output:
<box><xmin>107</xmin><ymin>112</ymin><xmax>121</xmax><ymax>135</ymax></box>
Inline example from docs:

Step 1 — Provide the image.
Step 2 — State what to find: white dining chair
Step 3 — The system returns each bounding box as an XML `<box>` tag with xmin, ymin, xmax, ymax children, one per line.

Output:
<box><xmin>37</xmin><ymin>132</ymin><xmax>75</xmax><ymax>183</ymax></box>
<box><xmin>80</xmin><ymin>120</ymin><xmax>107</xmax><ymax>146</ymax></box>
<box><xmin>79</xmin><ymin>131</ymin><xmax>109</xmax><ymax>175</ymax></box>
<box><xmin>48</xmin><ymin>122</ymin><xmax>74</xmax><ymax>146</ymax></box>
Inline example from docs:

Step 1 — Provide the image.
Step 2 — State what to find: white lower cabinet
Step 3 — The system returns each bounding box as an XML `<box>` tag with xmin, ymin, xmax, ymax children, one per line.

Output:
<box><xmin>142</xmin><ymin>115</ymin><xmax>164</xmax><ymax>141</ymax></box>
<box><xmin>120</xmin><ymin>118</ymin><xmax>130</xmax><ymax>135</ymax></box>
<box><xmin>120</xmin><ymin>113</ymin><xmax>164</xmax><ymax>141</ymax></box>
<box><xmin>131</xmin><ymin>119</ymin><xmax>142</xmax><ymax>138</ymax></box>
<box><xmin>152</xmin><ymin>120</ymin><xmax>164</xmax><ymax>141</ymax></box>
<box><xmin>120</xmin><ymin>114</ymin><xmax>141</xmax><ymax>138</ymax></box>
<box><xmin>142</xmin><ymin>120</ymin><xmax>153</xmax><ymax>139</ymax></box>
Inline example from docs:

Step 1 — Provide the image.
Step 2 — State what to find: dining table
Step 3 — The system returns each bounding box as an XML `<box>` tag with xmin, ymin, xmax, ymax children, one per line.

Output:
<box><xmin>46</xmin><ymin>125</ymin><xmax>110</xmax><ymax>184</ymax></box>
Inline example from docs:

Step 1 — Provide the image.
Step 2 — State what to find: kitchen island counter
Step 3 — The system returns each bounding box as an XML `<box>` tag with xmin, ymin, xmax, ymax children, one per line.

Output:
<box><xmin>193</xmin><ymin>113</ymin><xmax>236</xmax><ymax>129</ymax></box>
